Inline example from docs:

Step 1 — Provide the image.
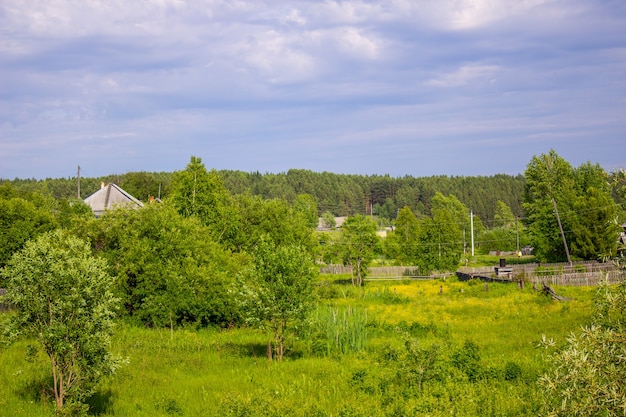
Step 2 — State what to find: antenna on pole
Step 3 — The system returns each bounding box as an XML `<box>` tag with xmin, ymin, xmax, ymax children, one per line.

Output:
<box><xmin>77</xmin><ymin>165</ymin><xmax>81</xmax><ymax>199</ymax></box>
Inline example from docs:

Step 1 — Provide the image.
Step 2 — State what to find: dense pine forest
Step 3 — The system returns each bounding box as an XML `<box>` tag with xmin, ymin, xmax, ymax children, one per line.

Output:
<box><xmin>2</xmin><ymin>169</ymin><xmax>526</xmax><ymax>223</ymax></box>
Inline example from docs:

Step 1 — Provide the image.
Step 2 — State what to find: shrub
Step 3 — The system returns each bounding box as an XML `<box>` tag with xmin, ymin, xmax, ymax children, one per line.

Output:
<box><xmin>504</xmin><ymin>361</ymin><xmax>522</xmax><ymax>381</ymax></box>
<box><xmin>451</xmin><ymin>340</ymin><xmax>483</xmax><ymax>382</ymax></box>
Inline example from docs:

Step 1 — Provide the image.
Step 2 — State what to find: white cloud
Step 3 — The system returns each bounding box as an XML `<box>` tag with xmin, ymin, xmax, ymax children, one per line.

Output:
<box><xmin>337</xmin><ymin>27</ymin><xmax>380</xmax><ymax>60</ymax></box>
<box><xmin>235</xmin><ymin>30</ymin><xmax>318</xmax><ymax>83</ymax></box>
<box><xmin>281</xmin><ymin>9</ymin><xmax>307</xmax><ymax>26</ymax></box>
<box><xmin>426</xmin><ymin>64</ymin><xmax>500</xmax><ymax>87</ymax></box>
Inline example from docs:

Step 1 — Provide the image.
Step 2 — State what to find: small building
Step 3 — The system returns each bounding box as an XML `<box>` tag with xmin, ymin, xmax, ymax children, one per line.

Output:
<box><xmin>84</xmin><ymin>182</ymin><xmax>144</xmax><ymax>218</ymax></box>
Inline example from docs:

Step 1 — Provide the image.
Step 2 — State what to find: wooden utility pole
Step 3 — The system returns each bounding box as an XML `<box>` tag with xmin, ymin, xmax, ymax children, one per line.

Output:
<box><xmin>470</xmin><ymin>210</ymin><xmax>475</xmax><ymax>257</ymax></box>
<box><xmin>77</xmin><ymin>165</ymin><xmax>81</xmax><ymax>199</ymax></box>
<box><xmin>552</xmin><ymin>198</ymin><xmax>572</xmax><ymax>265</ymax></box>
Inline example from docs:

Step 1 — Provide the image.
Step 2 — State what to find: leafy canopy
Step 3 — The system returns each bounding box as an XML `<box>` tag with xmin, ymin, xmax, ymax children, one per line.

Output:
<box><xmin>1</xmin><ymin>230</ymin><xmax>121</xmax><ymax>414</ymax></box>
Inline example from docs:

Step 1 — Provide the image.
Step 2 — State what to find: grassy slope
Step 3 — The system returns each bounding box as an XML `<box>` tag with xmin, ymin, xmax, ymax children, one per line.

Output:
<box><xmin>0</xmin><ymin>279</ymin><xmax>595</xmax><ymax>416</ymax></box>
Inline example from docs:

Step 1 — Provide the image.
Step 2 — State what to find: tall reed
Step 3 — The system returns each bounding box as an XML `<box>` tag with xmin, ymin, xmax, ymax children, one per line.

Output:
<box><xmin>304</xmin><ymin>305</ymin><xmax>368</xmax><ymax>356</ymax></box>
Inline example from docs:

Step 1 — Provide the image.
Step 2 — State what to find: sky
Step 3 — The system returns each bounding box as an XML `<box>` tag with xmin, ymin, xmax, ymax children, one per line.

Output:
<box><xmin>1</xmin><ymin>0</ymin><xmax>625</xmax><ymax>180</ymax></box>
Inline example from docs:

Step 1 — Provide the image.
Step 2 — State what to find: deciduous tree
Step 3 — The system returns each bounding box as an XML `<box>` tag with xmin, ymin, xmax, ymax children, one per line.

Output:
<box><xmin>1</xmin><ymin>230</ymin><xmax>122</xmax><ymax>415</ymax></box>
<box><xmin>340</xmin><ymin>215</ymin><xmax>379</xmax><ymax>286</ymax></box>
<box><xmin>238</xmin><ymin>237</ymin><xmax>317</xmax><ymax>360</ymax></box>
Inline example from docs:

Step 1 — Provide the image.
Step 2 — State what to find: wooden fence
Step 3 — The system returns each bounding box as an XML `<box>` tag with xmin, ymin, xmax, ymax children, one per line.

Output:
<box><xmin>323</xmin><ymin>262</ymin><xmax>625</xmax><ymax>286</ymax></box>
<box><xmin>531</xmin><ymin>270</ymin><xmax>625</xmax><ymax>286</ymax></box>
<box><xmin>321</xmin><ymin>265</ymin><xmax>462</xmax><ymax>281</ymax></box>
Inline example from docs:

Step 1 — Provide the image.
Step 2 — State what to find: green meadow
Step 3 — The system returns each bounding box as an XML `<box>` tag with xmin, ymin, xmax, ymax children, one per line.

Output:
<box><xmin>1</xmin><ymin>278</ymin><xmax>595</xmax><ymax>417</ymax></box>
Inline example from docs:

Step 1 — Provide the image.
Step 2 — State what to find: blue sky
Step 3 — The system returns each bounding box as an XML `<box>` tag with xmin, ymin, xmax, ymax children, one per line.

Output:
<box><xmin>1</xmin><ymin>0</ymin><xmax>625</xmax><ymax>180</ymax></box>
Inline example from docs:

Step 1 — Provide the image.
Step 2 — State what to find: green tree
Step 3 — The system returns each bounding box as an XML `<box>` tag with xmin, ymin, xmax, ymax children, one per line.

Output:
<box><xmin>416</xmin><ymin>200</ymin><xmax>463</xmax><ymax>273</ymax></box>
<box><xmin>320</xmin><ymin>211</ymin><xmax>336</xmax><ymax>229</ymax></box>
<box><xmin>373</xmin><ymin>197</ymin><xmax>396</xmax><ymax>222</ymax></box>
<box><xmin>0</xmin><ymin>196</ymin><xmax>57</xmax><ymax>271</ymax></box>
<box><xmin>494</xmin><ymin>200</ymin><xmax>516</xmax><ymax>228</ymax></box>
<box><xmin>234</xmin><ymin>194</ymin><xmax>317</xmax><ymax>253</ymax></box>
<box><xmin>539</xmin><ymin>277</ymin><xmax>626</xmax><ymax>416</ymax></box>
<box><xmin>170</xmin><ymin>156</ymin><xmax>238</xmax><ymax>248</ymax></box>
<box><xmin>524</xmin><ymin>151</ymin><xmax>620</xmax><ymax>262</ymax></box>
<box><xmin>82</xmin><ymin>203</ymin><xmax>240</xmax><ymax>328</ymax></box>
<box><xmin>524</xmin><ymin>150</ymin><xmax>577</xmax><ymax>262</ymax></box>
<box><xmin>340</xmin><ymin>215</ymin><xmax>379</xmax><ymax>286</ymax></box>
<box><xmin>386</xmin><ymin>206</ymin><xmax>420</xmax><ymax>265</ymax></box>
<box><xmin>238</xmin><ymin>237</ymin><xmax>318</xmax><ymax>360</ymax></box>
<box><xmin>1</xmin><ymin>230</ymin><xmax>121</xmax><ymax>415</ymax></box>
<box><xmin>293</xmin><ymin>194</ymin><xmax>319</xmax><ymax>229</ymax></box>
<box><xmin>56</xmin><ymin>198</ymin><xmax>93</xmax><ymax>230</ymax></box>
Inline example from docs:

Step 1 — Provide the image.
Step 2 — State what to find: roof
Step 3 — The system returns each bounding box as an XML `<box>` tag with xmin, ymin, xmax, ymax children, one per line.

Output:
<box><xmin>84</xmin><ymin>183</ymin><xmax>144</xmax><ymax>217</ymax></box>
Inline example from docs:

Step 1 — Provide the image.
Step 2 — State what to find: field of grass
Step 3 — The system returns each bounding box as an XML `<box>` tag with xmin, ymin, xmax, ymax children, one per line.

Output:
<box><xmin>0</xmin><ymin>278</ymin><xmax>596</xmax><ymax>416</ymax></box>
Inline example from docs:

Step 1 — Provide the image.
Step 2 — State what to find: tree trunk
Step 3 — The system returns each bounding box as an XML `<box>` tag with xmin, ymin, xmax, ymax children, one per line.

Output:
<box><xmin>51</xmin><ymin>355</ymin><xmax>64</xmax><ymax>411</ymax></box>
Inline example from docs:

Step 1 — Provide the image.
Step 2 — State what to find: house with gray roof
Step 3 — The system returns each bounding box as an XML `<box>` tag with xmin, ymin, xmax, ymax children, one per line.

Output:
<box><xmin>84</xmin><ymin>182</ymin><xmax>144</xmax><ymax>218</ymax></box>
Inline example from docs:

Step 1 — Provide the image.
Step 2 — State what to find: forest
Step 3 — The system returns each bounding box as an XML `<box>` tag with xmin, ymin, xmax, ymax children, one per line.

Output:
<box><xmin>1</xmin><ymin>150</ymin><xmax>625</xmax><ymax>416</ymax></box>
<box><xmin>4</xmin><ymin>167</ymin><xmax>526</xmax><ymax>222</ymax></box>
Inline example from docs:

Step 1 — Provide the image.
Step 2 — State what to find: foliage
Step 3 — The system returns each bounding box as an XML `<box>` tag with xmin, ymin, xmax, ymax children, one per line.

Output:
<box><xmin>320</xmin><ymin>211</ymin><xmax>337</xmax><ymax>229</ymax></box>
<box><xmin>416</xmin><ymin>201</ymin><xmax>463</xmax><ymax>274</ymax></box>
<box><xmin>293</xmin><ymin>194</ymin><xmax>319</xmax><ymax>229</ymax></box>
<box><xmin>170</xmin><ymin>156</ymin><xmax>238</xmax><ymax>248</ymax></box>
<box><xmin>1</xmin><ymin>230</ymin><xmax>122</xmax><ymax>415</ymax></box>
<box><xmin>451</xmin><ymin>340</ymin><xmax>483</xmax><ymax>382</ymax></box>
<box><xmin>237</xmin><ymin>237</ymin><xmax>318</xmax><ymax>360</ymax></box>
<box><xmin>385</xmin><ymin>206</ymin><xmax>420</xmax><ymax>265</ymax></box>
<box><xmin>339</xmin><ymin>215</ymin><xmax>380</xmax><ymax>286</ymax></box>
<box><xmin>396</xmin><ymin>338</ymin><xmax>445</xmax><ymax>391</ymax></box>
<box><xmin>4</xmin><ymin>169</ymin><xmax>528</xmax><ymax>226</ymax></box>
<box><xmin>56</xmin><ymin>198</ymin><xmax>94</xmax><ymax>230</ymax></box>
<box><xmin>524</xmin><ymin>150</ymin><xmax>621</xmax><ymax>262</ymax></box>
<box><xmin>80</xmin><ymin>203</ymin><xmax>241</xmax><ymax>328</ymax></box>
<box><xmin>0</xmin><ymin>194</ymin><xmax>57</xmax><ymax>271</ymax></box>
<box><xmin>233</xmin><ymin>194</ymin><xmax>317</xmax><ymax>254</ymax></box>
<box><xmin>538</xmin><ymin>277</ymin><xmax>626</xmax><ymax>416</ymax></box>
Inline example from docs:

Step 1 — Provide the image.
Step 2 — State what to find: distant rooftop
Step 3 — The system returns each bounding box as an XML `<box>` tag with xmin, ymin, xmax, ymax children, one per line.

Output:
<box><xmin>84</xmin><ymin>182</ymin><xmax>143</xmax><ymax>217</ymax></box>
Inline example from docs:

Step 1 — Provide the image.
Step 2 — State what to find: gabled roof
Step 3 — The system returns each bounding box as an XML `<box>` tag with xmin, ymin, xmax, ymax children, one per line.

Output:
<box><xmin>84</xmin><ymin>183</ymin><xmax>144</xmax><ymax>217</ymax></box>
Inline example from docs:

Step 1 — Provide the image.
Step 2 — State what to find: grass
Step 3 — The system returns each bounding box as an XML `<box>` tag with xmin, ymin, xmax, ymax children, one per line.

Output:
<box><xmin>0</xmin><ymin>279</ymin><xmax>596</xmax><ymax>416</ymax></box>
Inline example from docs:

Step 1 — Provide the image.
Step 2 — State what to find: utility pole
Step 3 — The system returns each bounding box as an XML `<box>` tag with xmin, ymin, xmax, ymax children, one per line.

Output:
<box><xmin>516</xmin><ymin>216</ymin><xmax>520</xmax><ymax>253</ymax></box>
<box><xmin>470</xmin><ymin>210</ymin><xmax>475</xmax><ymax>257</ymax></box>
<box><xmin>77</xmin><ymin>165</ymin><xmax>81</xmax><ymax>199</ymax></box>
<box><xmin>552</xmin><ymin>198</ymin><xmax>572</xmax><ymax>265</ymax></box>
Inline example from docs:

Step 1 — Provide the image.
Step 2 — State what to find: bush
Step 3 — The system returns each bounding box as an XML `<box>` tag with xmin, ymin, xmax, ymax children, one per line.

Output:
<box><xmin>451</xmin><ymin>340</ymin><xmax>483</xmax><ymax>382</ymax></box>
<box><xmin>503</xmin><ymin>361</ymin><xmax>522</xmax><ymax>381</ymax></box>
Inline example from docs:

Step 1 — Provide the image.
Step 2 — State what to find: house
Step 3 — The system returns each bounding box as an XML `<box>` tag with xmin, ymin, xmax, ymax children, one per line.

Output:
<box><xmin>84</xmin><ymin>182</ymin><xmax>144</xmax><ymax>218</ymax></box>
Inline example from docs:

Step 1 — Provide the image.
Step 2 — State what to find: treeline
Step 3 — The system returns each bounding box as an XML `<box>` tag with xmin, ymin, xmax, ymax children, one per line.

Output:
<box><xmin>2</xmin><ymin>169</ymin><xmax>526</xmax><ymax>224</ymax></box>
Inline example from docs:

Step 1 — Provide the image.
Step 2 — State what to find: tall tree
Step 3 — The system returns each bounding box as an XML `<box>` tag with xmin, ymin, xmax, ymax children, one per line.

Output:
<box><xmin>170</xmin><ymin>156</ymin><xmax>238</xmax><ymax>248</ymax></box>
<box><xmin>494</xmin><ymin>200</ymin><xmax>516</xmax><ymax>228</ymax></box>
<box><xmin>416</xmin><ymin>206</ymin><xmax>462</xmax><ymax>273</ymax></box>
<box><xmin>524</xmin><ymin>151</ymin><xmax>620</xmax><ymax>262</ymax></box>
<box><xmin>387</xmin><ymin>206</ymin><xmax>420</xmax><ymax>265</ymax></box>
<box><xmin>340</xmin><ymin>215</ymin><xmax>379</xmax><ymax>286</ymax></box>
<box><xmin>524</xmin><ymin>150</ymin><xmax>577</xmax><ymax>262</ymax></box>
<box><xmin>293</xmin><ymin>193</ymin><xmax>319</xmax><ymax>229</ymax></box>
<box><xmin>1</xmin><ymin>230</ymin><xmax>122</xmax><ymax>415</ymax></box>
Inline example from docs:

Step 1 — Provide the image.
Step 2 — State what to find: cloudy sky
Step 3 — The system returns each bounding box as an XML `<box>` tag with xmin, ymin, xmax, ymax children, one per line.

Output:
<box><xmin>1</xmin><ymin>0</ymin><xmax>624</xmax><ymax>180</ymax></box>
